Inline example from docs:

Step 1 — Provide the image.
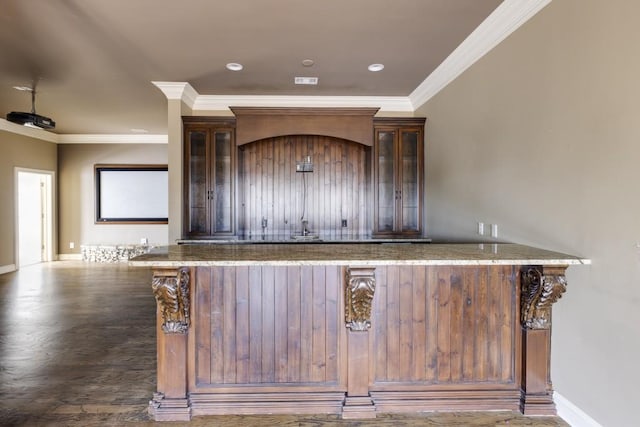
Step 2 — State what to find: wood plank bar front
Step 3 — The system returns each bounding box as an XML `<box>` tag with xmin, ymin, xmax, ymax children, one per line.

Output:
<box><xmin>134</xmin><ymin>243</ymin><xmax>586</xmax><ymax>421</ymax></box>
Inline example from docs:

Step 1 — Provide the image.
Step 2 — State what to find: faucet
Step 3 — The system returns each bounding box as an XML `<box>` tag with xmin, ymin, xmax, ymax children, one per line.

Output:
<box><xmin>261</xmin><ymin>217</ymin><xmax>268</xmax><ymax>240</ymax></box>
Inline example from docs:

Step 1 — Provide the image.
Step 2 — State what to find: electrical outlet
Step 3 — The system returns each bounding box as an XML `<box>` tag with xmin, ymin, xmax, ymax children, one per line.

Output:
<box><xmin>341</xmin><ymin>219</ymin><xmax>348</xmax><ymax>227</ymax></box>
<box><xmin>477</xmin><ymin>222</ymin><xmax>484</xmax><ymax>235</ymax></box>
<box><xmin>69</xmin><ymin>242</ymin><xmax>75</xmax><ymax>249</ymax></box>
<box><xmin>491</xmin><ymin>224</ymin><xmax>498</xmax><ymax>238</ymax></box>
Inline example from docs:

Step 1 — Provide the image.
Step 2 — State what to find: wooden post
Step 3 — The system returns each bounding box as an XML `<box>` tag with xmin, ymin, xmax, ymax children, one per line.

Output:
<box><xmin>342</xmin><ymin>267</ymin><xmax>376</xmax><ymax>419</ymax></box>
<box><xmin>149</xmin><ymin>267</ymin><xmax>192</xmax><ymax>421</ymax></box>
<box><xmin>520</xmin><ymin>265</ymin><xmax>567</xmax><ymax>415</ymax></box>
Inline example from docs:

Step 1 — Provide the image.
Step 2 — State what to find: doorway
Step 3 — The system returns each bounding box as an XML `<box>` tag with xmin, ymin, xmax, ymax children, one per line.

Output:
<box><xmin>16</xmin><ymin>169</ymin><xmax>54</xmax><ymax>268</ymax></box>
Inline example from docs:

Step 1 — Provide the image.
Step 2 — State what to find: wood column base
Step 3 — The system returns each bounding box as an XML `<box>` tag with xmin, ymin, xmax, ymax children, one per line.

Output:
<box><xmin>148</xmin><ymin>392</ymin><xmax>191</xmax><ymax>421</ymax></box>
<box><xmin>342</xmin><ymin>396</ymin><xmax>376</xmax><ymax>419</ymax></box>
<box><xmin>521</xmin><ymin>393</ymin><xmax>556</xmax><ymax>416</ymax></box>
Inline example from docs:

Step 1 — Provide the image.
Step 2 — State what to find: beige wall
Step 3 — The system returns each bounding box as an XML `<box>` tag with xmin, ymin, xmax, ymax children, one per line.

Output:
<box><xmin>167</xmin><ymin>100</ymin><xmax>186</xmax><ymax>243</ymax></box>
<box><xmin>0</xmin><ymin>130</ymin><xmax>57</xmax><ymax>269</ymax></box>
<box><xmin>58</xmin><ymin>143</ymin><xmax>169</xmax><ymax>255</ymax></box>
<box><xmin>417</xmin><ymin>1</ymin><xmax>638</xmax><ymax>425</ymax></box>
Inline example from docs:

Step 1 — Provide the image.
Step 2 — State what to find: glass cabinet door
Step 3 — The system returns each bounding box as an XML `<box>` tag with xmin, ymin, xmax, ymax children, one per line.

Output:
<box><xmin>212</xmin><ymin>130</ymin><xmax>233</xmax><ymax>234</ymax></box>
<box><xmin>376</xmin><ymin>130</ymin><xmax>396</xmax><ymax>233</ymax></box>
<box><xmin>188</xmin><ymin>130</ymin><xmax>208</xmax><ymax>234</ymax></box>
<box><xmin>186</xmin><ymin>124</ymin><xmax>235</xmax><ymax>238</ymax></box>
<box><xmin>400</xmin><ymin>130</ymin><xmax>420</xmax><ymax>232</ymax></box>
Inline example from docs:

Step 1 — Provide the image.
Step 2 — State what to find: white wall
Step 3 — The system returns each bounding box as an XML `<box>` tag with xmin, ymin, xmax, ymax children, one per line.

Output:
<box><xmin>417</xmin><ymin>1</ymin><xmax>639</xmax><ymax>425</ymax></box>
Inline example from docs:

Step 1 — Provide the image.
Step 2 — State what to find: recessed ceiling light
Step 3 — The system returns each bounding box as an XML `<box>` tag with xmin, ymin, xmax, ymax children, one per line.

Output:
<box><xmin>368</xmin><ymin>63</ymin><xmax>385</xmax><ymax>72</ymax></box>
<box><xmin>301</xmin><ymin>59</ymin><xmax>314</xmax><ymax>67</ymax></box>
<box><xmin>226</xmin><ymin>62</ymin><xmax>243</xmax><ymax>71</ymax></box>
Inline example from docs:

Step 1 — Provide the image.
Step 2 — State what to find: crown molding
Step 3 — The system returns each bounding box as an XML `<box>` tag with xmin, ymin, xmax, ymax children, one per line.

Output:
<box><xmin>409</xmin><ymin>0</ymin><xmax>552</xmax><ymax>109</ymax></box>
<box><xmin>1</xmin><ymin>119</ymin><xmax>168</xmax><ymax>144</ymax></box>
<box><xmin>0</xmin><ymin>118</ymin><xmax>59</xmax><ymax>143</ymax></box>
<box><xmin>192</xmin><ymin>95</ymin><xmax>413</xmax><ymax>113</ymax></box>
<box><xmin>57</xmin><ymin>134</ymin><xmax>168</xmax><ymax>144</ymax></box>
<box><xmin>152</xmin><ymin>81</ymin><xmax>198</xmax><ymax>106</ymax></box>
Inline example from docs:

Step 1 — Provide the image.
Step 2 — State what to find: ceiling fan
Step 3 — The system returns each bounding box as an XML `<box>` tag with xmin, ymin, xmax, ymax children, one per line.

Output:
<box><xmin>6</xmin><ymin>82</ymin><xmax>55</xmax><ymax>130</ymax></box>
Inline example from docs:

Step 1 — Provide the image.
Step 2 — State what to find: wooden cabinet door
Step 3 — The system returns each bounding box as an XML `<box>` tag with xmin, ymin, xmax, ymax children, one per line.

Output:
<box><xmin>398</xmin><ymin>128</ymin><xmax>422</xmax><ymax>234</ymax></box>
<box><xmin>186</xmin><ymin>129</ymin><xmax>210</xmax><ymax>236</ymax></box>
<box><xmin>375</xmin><ymin>128</ymin><xmax>397</xmax><ymax>234</ymax></box>
<box><xmin>211</xmin><ymin>129</ymin><xmax>234</xmax><ymax>235</ymax></box>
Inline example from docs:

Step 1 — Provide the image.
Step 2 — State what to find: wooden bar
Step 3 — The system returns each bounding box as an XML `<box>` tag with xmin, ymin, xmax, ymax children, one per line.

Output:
<box><xmin>133</xmin><ymin>243</ymin><xmax>587</xmax><ymax>421</ymax></box>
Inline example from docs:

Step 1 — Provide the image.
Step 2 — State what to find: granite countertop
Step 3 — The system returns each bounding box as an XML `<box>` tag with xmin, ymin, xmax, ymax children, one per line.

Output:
<box><xmin>176</xmin><ymin>237</ymin><xmax>432</xmax><ymax>244</ymax></box>
<box><xmin>129</xmin><ymin>242</ymin><xmax>590</xmax><ymax>267</ymax></box>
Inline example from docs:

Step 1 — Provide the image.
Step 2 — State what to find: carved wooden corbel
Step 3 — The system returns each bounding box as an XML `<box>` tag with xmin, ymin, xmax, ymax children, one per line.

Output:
<box><xmin>345</xmin><ymin>267</ymin><xmax>376</xmax><ymax>331</ymax></box>
<box><xmin>521</xmin><ymin>266</ymin><xmax>567</xmax><ymax>329</ymax></box>
<box><xmin>152</xmin><ymin>268</ymin><xmax>190</xmax><ymax>334</ymax></box>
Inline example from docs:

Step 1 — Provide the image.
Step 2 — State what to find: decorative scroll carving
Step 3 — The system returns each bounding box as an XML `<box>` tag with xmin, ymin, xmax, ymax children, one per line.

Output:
<box><xmin>521</xmin><ymin>266</ymin><xmax>567</xmax><ymax>329</ymax></box>
<box><xmin>152</xmin><ymin>268</ymin><xmax>190</xmax><ymax>334</ymax></box>
<box><xmin>345</xmin><ymin>267</ymin><xmax>376</xmax><ymax>331</ymax></box>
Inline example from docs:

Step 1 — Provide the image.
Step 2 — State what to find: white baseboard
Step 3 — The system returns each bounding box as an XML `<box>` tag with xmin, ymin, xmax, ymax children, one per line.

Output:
<box><xmin>555</xmin><ymin>392</ymin><xmax>602</xmax><ymax>427</ymax></box>
<box><xmin>58</xmin><ymin>254</ymin><xmax>83</xmax><ymax>261</ymax></box>
<box><xmin>0</xmin><ymin>264</ymin><xmax>17</xmax><ymax>275</ymax></box>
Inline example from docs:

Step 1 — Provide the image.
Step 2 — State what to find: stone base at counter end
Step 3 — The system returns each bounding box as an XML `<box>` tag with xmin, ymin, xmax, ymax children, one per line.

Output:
<box><xmin>81</xmin><ymin>244</ymin><xmax>152</xmax><ymax>263</ymax></box>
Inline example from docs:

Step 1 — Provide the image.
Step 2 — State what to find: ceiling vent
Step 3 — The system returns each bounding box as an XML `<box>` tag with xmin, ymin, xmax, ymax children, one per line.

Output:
<box><xmin>294</xmin><ymin>77</ymin><xmax>318</xmax><ymax>85</ymax></box>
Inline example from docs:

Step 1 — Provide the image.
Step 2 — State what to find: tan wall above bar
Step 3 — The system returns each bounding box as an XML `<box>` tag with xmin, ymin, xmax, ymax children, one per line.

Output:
<box><xmin>230</xmin><ymin>107</ymin><xmax>379</xmax><ymax>146</ymax></box>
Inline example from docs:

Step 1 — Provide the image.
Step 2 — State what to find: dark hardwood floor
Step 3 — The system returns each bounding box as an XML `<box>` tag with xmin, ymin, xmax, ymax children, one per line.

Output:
<box><xmin>0</xmin><ymin>261</ymin><xmax>569</xmax><ymax>426</ymax></box>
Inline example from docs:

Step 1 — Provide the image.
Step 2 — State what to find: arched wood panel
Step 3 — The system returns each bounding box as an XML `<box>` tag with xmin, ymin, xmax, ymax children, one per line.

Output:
<box><xmin>238</xmin><ymin>135</ymin><xmax>371</xmax><ymax>240</ymax></box>
<box><xmin>231</xmin><ymin>107</ymin><xmax>378</xmax><ymax>146</ymax></box>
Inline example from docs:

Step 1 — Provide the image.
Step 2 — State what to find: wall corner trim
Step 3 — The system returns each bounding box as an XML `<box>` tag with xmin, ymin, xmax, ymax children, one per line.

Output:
<box><xmin>555</xmin><ymin>392</ymin><xmax>602</xmax><ymax>427</ymax></box>
<box><xmin>0</xmin><ymin>264</ymin><xmax>17</xmax><ymax>275</ymax></box>
<box><xmin>58</xmin><ymin>254</ymin><xmax>83</xmax><ymax>261</ymax></box>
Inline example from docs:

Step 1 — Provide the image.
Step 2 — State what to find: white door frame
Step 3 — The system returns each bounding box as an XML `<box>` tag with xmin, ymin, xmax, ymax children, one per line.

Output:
<box><xmin>14</xmin><ymin>167</ymin><xmax>57</xmax><ymax>268</ymax></box>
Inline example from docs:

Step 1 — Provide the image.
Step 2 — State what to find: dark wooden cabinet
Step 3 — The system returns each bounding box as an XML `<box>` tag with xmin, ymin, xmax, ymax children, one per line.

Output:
<box><xmin>183</xmin><ymin>117</ymin><xmax>236</xmax><ymax>238</ymax></box>
<box><xmin>373</xmin><ymin>118</ymin><xmax>425</xmax><ymax>237</ymax></box>
<box><xmin>182</xmin><ymin>114</ymin><xmax>424</xmax><ymax>240</ymax></box>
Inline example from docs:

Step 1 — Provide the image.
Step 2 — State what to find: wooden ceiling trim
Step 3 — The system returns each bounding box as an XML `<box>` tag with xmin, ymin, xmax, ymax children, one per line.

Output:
<box><xmin>230</xmin><ymin>107</ymin><xmax>380</xmax><ymax>146</ymax></box>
